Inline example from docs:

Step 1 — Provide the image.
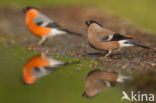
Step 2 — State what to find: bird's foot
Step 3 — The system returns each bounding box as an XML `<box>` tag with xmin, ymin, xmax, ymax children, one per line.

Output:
<box><xmin>111</xmin><ymin>55</ymin><xmax>120</xmax><ymax>59</ymax></box>
<box><xmin>41</xmin><ymin>49</ymin><xmax>49</xmax><ymax>57</ymax></box>
<box><xmin>38</xmin><ymin>37</ymin><xmax>46</xmax><ymax>46</ymax></box>
<box><xmin>97</xmin><ymin>56</ymin><xmax>113</xmax><ymax>61</ymax></box>
<box><xmin>114</xmin><ymin>49</ymin><xmax>121</xmax><ymax>52</ymax></box>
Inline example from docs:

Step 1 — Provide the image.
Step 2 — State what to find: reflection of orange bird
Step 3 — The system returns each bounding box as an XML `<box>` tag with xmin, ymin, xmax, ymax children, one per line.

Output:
<box><xmin>23</xmin><ymin>55</ymin><xmax>66</xmax><ymax>84</ymax></box>
<box><xmin>23</xmin><ymin>6</ymin><xmax>82</xmax><ymax>45</ymax></box>
<box><xmin>83</xmin><ymin>70</ymin><xmax>130</xmax><ymax>98</ymax></box>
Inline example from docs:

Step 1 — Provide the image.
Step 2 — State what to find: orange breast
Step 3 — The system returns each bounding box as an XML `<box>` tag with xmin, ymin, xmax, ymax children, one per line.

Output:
<box><xmin>26</xmin><ymin>13</ymin><xmax>51</xmax><ymax>37</ymax></box>
<box><xmin>23</xmin><ymin>55</ymin><xmax>50</xmax><ymax>84</ymax></box>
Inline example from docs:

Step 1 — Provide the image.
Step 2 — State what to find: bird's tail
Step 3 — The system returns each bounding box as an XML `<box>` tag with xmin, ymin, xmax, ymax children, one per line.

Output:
<box><xmin>117</xmin><ymin>75</ymin><xmax>131</xmax><ymax>83</ymax></box>
<box><xmin>122</xmin><ymin>40</ymin><xmax>150</xmax><ymax>49</ymax></box>
<box><xmin>61</xmin><ymin>29</ymin><xmax>82</xmax><ymax>37</ymax></box>
<box><xmin>45</xmin><ymin>61</ymin><xmax>80</xmax><ymax>71</ymax></box>
<box><xmin>131</xmin><ymin>42</ymin><xmax>150</xmax><ymax>49</ymax></box>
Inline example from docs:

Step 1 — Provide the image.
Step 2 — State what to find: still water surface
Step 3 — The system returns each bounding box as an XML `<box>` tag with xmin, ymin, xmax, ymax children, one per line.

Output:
<box><xmin>0</xmin><ymin>44</ymin><xmax>131</xmax><ymax>103</ymax></box>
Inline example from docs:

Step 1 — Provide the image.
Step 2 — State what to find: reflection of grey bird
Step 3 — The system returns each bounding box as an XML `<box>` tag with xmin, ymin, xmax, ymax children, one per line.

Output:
<box><xmin>23</xmin><ymin>6</ymin><xmax>82</xmax><ymax>45</ymax></box>
<box><xmin>83</xmin><ymin>70</ymin><xmax>130</xmax><ymax>98</ymax></box>
<box><xmin>85</xmin><ymin>20</ymin><xmax>150</xmax><ymax>58</ymax></box>
<box><xmin>121</xmin><ymin>91</ymin><xmax>131</xmax><ymax>101</ymax></box>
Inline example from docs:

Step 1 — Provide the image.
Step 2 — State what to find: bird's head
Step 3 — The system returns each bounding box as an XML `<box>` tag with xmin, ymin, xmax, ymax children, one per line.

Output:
<box><xmin>22</xmin><ymin>74</ymin><xmax>35</xmax><ymax>85</ymax></box>
<box><xmin>82</xmin><ymin>92</ymin><xmax>91</xmax><ymax>98</ymax></box>
<box><xmin>85</xmin><ymin>20</ymin><xmax>103</xmax><ymax>27</ymax></box>
<box><xmin>23</xmin><ymin>6</ymin><xmax>39</xmax><ymax>13</ymax></box>
<box><xmin>23</xmin><ymin>6</ymin><xmax>39</xmax><ymax>18</ymax></box>
<box><xmin>82</xmin><ymin>89</ymin><xmax>100</xmax><ymax>98</ymax></box>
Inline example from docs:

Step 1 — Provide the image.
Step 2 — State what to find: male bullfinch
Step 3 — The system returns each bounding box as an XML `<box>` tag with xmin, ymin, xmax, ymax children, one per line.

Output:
<box><xmin>23</xmin><ymin>6</ymin><xmax>82</xmax><ymax>45</ymax></box>
<box><xmin>22</xmin><ymin>54</ymin><xmax>67</xmax><ymax>84</ymax></box>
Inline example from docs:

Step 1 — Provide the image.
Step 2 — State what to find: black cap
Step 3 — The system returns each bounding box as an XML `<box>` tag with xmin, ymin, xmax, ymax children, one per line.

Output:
<box><xmin>85</xmin><ymin>20</ymin><xmax>103</xmax><ymax>27</ymax></box>
<box><xmin>23</xmin><ymin>6</ymin><xmax>39</xmax><ymax>13</ymax></box>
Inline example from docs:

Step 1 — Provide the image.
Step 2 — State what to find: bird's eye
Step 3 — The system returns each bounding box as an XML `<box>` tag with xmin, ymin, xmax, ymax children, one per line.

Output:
<box><xmin>34</xmin><ymin>67</ymin><xmax>41</xmax><ymax>71</ymax></box>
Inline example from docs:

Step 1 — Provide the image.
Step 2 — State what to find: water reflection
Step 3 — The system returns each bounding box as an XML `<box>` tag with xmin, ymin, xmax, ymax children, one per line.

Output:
<box><xmin>83</xmin><ymin>69</ymin><xmax>130</xmax><ymax>98</ymax></box>
<box><xmin>22</xmin><ymin>54</ymin><xmax>67</xmax><ymax>85</ymax></box>
<box><xmin>125</xmin><ymin>70</ymin><xmax>156</xmax><ymax>96</ymax></box>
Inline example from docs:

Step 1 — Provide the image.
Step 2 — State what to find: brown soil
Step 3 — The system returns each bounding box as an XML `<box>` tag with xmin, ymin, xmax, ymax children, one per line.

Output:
<box><xmin>0</xmin><ymin>6</ymin><xmax>156</xmax><ymax>70</ymax></box>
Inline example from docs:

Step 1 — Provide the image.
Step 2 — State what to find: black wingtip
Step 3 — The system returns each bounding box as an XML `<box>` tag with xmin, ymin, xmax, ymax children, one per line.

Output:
<box><xmin>112</xmin><ymin>33</ymin><xmax>132</xmax><ymax>41</ymax></box>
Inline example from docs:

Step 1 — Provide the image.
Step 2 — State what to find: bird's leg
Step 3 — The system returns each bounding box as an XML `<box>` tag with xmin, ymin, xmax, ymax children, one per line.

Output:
<box><xmin>98</xmin><ymin>50</ymin><xmax>112</xmax><ymax>61</ymax></box>
<box><xmin>104</xmin><ymin>50</ymin><xmax>112</xmax><ymax>58</ymax></box>
<box><xmin>114</xmin><ymin>49</ymin><xmax>121</xmax><ymax>52</ymax></box>
<box><xmin>38</xmin><ymin>37</ymin><xmax>46</xmax><ymax>46</ymax></box>
<box><xmin>41</xmin><ymin>49</ymin><xmax>49</xmax><ymax>57</ymax></box>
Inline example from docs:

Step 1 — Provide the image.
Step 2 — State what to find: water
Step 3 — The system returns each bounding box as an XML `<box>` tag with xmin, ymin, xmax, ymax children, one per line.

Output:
<box><xmin>0</xmin><ymin>44</ymin><xmax>131</xmax><ymax>103</ymax></box>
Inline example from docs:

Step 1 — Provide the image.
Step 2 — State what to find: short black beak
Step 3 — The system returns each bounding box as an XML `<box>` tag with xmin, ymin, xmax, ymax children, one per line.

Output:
<box><xmin>23</xmin><ymin>8</ymin><xmax>27</xmax><ymax>13</ymax></box>
<box><xmin>82</xmin><ymin>92</ymin><xmax>89</xmax><ymax>98</ymax></box>
<box><xmin>21</xmin><ymin>78</ymin><xmax>27</xmax><ymax>85</ymax></box>
<box><xmin>20</xmin><ymin>78</ymin><xmax>32</xmax><ymax>85</ymax></box>
<box><xmin>85</xmin><ymin>20</ymin><xmax>90</xmax><ymax>27</ymax></box>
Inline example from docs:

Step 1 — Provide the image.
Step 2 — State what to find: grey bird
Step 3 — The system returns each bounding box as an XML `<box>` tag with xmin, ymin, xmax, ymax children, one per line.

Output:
<box><xmin>85</xmin><ymin>20</ymin><xmax>150</xmax><ymax>58</ymax></box>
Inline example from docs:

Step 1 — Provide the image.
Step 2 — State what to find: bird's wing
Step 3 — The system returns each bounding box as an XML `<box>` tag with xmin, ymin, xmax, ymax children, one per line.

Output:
<box><xmin>36</xmin><ymin>21</ymin><xmax>60</xmax><ymax>28</ymax></box>
<box><xmin>30</xmin><ymin>67</ymin><xmax>52</xmax><ymax>79</ymax></box>
<box><xmin>96</xmin><ymin>28</ymin><xmax>115</xmax><ymax>40</ymax></box>
<box><xmin>31</xmin><ymin>66</ymin><xmax>54</xmax><ymax>73</ymax></box>
<box><xmin>100</xmin><ymin>33</ymin><xmax>132</xmax><ymax>42</ymax></box>
<box><xmin>33</xmin><ymin>12</ymin><xmax>60</xmax><ymax>28</ymax></box>
<box><xmin>94</xmin><ymin>80</ymin><xmax>111</xmax><ymax>91</ymax></box>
